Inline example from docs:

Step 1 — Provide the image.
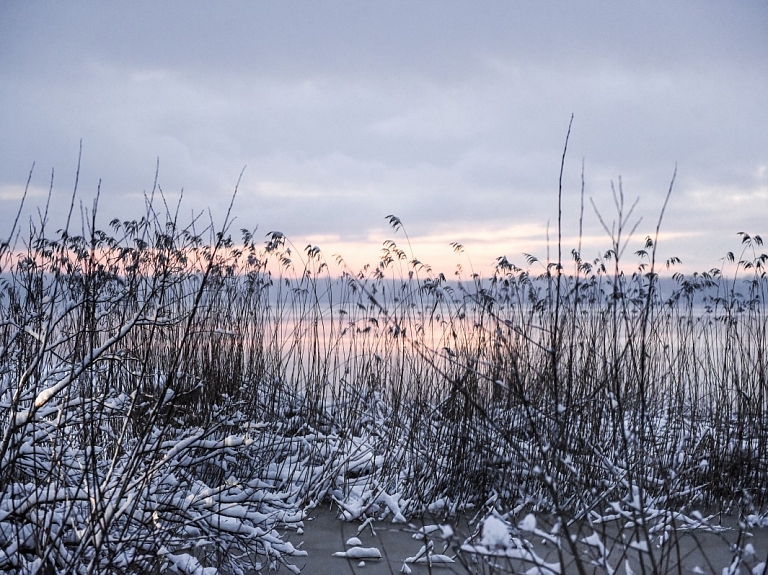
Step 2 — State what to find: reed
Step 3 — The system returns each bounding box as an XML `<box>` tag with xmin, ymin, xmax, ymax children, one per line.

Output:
<box><xmin>0</xmin><ymin>166</ymin><xmax>766</xmax><ymax>573</ymax></box>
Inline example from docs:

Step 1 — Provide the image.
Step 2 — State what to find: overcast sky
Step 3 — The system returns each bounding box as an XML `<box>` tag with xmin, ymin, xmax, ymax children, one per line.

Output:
<box><xmin>1</xmin><ymin>1</ymin><xmax>766</xmax><ymax>275</ymax></box>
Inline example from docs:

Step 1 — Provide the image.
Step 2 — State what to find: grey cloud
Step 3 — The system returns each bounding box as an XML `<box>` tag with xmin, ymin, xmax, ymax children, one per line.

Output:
<box><xmin>1</xmin><ymin>1</ymin><xmax>766</xmax><ymax>271</ymax></box>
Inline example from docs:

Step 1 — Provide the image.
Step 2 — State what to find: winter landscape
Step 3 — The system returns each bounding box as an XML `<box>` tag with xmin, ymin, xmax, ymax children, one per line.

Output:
<box><xmin>1</xmin><ymin>170</ymin><xmax>767</xmax><ymax>573</ymax></box>
<box><xmin>2</xmin><ymin>2</ymin><xmax>767</xmax><ymax>574</ymax></box>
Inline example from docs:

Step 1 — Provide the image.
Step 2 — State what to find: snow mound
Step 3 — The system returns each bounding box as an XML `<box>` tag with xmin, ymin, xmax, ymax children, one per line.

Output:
<box><xmin>518</xmin><ymin>513</ymin><xmax>537</xmax><ymax>532</ymax></box>
<box><xmin>333</xmin><ymin>546</ymin><xmax>382</xmax><ymax>559</ymax></box>
<box><xmin>482</xmin><ymin>516</ymin><xmax>512</xmax><ymax>549</ymax></box>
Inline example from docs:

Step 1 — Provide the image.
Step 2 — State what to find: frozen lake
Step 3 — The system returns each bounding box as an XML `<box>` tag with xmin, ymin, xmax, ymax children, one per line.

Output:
<box><xmin>285</xmin><ymin>507</ymin><xmax>768</xmax><ymax>574</ymax></box>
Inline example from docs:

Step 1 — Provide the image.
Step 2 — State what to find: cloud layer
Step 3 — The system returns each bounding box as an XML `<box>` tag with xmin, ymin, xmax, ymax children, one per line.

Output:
<box><xmin>1</xmin><ymin>1</ymin><xmax>766</xmax><ymax>273</ymax></box>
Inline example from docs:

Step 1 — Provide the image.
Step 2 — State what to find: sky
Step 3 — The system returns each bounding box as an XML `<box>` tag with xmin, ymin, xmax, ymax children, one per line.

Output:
<box><xmin>1</xmin><ymin>1</ymin><xmax>767</xmax><ymax>276</ymax></box>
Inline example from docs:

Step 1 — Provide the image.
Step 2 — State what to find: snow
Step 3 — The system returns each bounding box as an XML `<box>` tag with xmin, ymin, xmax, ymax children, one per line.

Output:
<box><xmin>418</xmin><ymin>553</ymin><xmax>454</xmax><ymax>564</ymax></box>
<box><xmin>377</xmin><ymin>490</ymin><xmax>407</xmax><ymax>523</ymax></box>
<box><xmin>358</xmin><ymin>517</ymin><xmax>377</xmax><ymax>536</ymax></box>
<box><xmin>346</xmin><ymin>536</ymin><xmax>362</xmax><ymax>546</ymax></box>
<box><xmin>747</xmin><ymin>514</ymin><xmax>768</xmax><ymax>528</ymax></box>
<box><xmin>481</xmin><ymin>516</ymin><xmax>511</xmax><ymax>549</ymax></box>
<box><xmin>518</xmin><ymin>513</ymin><xmax>537</xmax><ymax>532</ymax></box>
<box><xmin>332</xmin><ymin>546</ymin><xmax>382</xmax><ymax>559</ymax></box>
<box><xmin>427</xmin><ymin>498</ymin><xmax>448</xmax><ymax>513</ymax></box>
<box><xmin>413</xmin><ymin>524</ymin><xmax>438</xmax><ymax>536</ymax></box>
<box><xmin>460</xmin><ymin>539</ymin><xmax>561</xmax><ymax>574</ymax></box>
<box><xmin>413</xmin><ymin>523</ymin><xmax>454</xmax><ymax>540</ymax></box>
<box><xmin>164</xmin><ymin>552</ymin><xmax>218</xmax><ymax>575</ymax></box>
